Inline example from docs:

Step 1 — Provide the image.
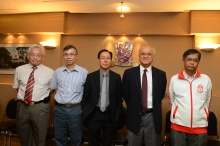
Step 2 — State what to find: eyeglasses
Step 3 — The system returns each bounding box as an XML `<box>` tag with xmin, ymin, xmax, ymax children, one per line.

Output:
<box><xmin>185</xmin><ymin>58</ymin><xmax>199</xmax><ymax>63</ymax></box>
<box><xmin>64</xmin><ymin>53</ymin><xmax>77</xmax><ymax>58</ymax></box>
<box><xmin>99</xmin><ymin>57</ymin><xmax>111</xmax><ymax>60</ymax></box>
<box><xmin>30</xmin><ymin>53</ymin><xmax>42</xmax><ymax>58</ymax></box>
<box><xmin>140</xmin><ymin>52</ymin><xmax>154</xmax><ymax>57</ymax></box>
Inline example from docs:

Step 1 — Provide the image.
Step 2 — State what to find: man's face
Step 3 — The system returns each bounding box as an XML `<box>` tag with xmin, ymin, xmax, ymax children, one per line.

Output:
<box><xmin>183</xmin><ymin>53</ymin><xmax>200</xmax><ymax>73</ymax></box>
<box><xmin>63</xmin><ymin>48</ymin><xmax>78</xmax><ymax>66</ymax></box>
<box><xmin>138</xmin><ymin>46</ymin><xmax>154</xmax><ymax>68</ymax></box>
<box><xmin>27</xmin><ymin>48</ymin><xmax>44</xmax><ymax>66</ymax></box>
<box><xmin>98</xmin><ymin>51</ymin><xmax>112</xmax><ymax>71</ymax></box>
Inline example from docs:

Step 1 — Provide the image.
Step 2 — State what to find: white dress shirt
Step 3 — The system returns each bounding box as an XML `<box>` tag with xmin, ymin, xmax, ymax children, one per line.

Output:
<box><xmin>13</xmin><ymin>63</ymin><xmax>54</xmax><ymax>101</ymax></box>
<box><xmin>140</xmin><ymin>65</ymin><xmax>153</xmax><ymax>108</ymax></box>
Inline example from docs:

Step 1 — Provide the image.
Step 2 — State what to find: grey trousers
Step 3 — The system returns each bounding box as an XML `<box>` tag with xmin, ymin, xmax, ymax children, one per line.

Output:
<box><xmin>127</xmin><ymin>113</ymin><xmax>161</xmax><ymax>146</ymax></box>
<box><xmin>16</xmin><ymin>101</ymin><xmax>50</xmax><ymax>146</ymax></box>
<box><xmin>171</xmin><ymin>129</ymin><xmax>207</xmax><ymax>146</ymax></box>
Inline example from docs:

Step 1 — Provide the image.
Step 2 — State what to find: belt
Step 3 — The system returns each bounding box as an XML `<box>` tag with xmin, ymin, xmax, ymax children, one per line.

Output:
<box><xmin>20</xmin><ymin>96</ymin><xmax>50</xmax><ymax>105</ymax></box>
<box><xmin>20</xmin><ymin>99</ymin><xmax>45</xmax><ymax>105</ymax></box>
<box><xmin>55</xmin><ymin>101</ymin><xmax>81</xmax><ymax>108</ymax></box>
<box><xmin>141</xmin><ymin>108</ymin><xmax>153</xmax><ymax>114</ymax></box>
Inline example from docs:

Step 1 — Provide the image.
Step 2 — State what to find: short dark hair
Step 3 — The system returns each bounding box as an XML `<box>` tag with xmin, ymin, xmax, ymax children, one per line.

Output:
<box><xmin>63</xmin><ymin>45</ymin><xmax>78</xmax><ymax>54</ymax></box>
<box><xmin>182</xmin><ymin>49</ymin><xmax>201</xmax><ymax>61</ymax></box>
<box><xmin>98</xmin><ymin>49</ymin><xmax>112</xmax><ymax>59</ymax></box>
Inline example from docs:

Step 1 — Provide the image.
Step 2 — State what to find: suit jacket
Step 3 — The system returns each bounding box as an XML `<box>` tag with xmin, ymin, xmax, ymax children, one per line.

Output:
<box><xmin>82</xmin><ymin>70</ymin><xmax>123</xmax><ymax>127</ymax></box>
<box><xmin>122</xmin><ymin>66</ymin><xmax>167</xmax><ymax>134</ymax></box>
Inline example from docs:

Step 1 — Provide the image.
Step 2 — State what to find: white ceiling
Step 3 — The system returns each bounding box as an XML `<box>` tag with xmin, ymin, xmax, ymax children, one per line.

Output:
<box><xmin>0</xmin><ymin>0</ymin><xmax>220</xmax><ymax>14</ymax></box>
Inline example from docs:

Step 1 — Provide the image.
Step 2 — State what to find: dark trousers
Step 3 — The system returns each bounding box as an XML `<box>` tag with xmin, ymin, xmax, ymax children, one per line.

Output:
<box><xmin>16</xmin><ymin>101</ymin><xmax>49</xmax><ymax>146</ymax></box>
<box><xmin>54</xmin><ymin>105</ymin><xmax>82</xmax><ymax>146</ymax></box>
<box><xmin>171</xmin><ymin>129</ymin><xmax>207</xmax><ymax>146</ymax></box>
<box><xmin>127</xmin><ymin>113</ymin><xmax>161</xmax><ymax>146</ymax></box>
<box><xmin>87</xmin><ymin>107</ymin><xmax>117</xmax><ymax>146</ymax></box>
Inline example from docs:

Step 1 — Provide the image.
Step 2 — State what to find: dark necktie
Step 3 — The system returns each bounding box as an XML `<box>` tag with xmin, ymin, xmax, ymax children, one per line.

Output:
<box><xmin>24</xmin><ymin>66</ymin><xmax>37</xmax><ymax>104</ymax></box>
<box><xmin>142</xmin><ymin>69</ymin><xmax>148</xmax><ymax>112</ymax></box>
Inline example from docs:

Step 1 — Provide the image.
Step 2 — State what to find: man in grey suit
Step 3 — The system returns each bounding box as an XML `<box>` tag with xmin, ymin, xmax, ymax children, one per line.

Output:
<box><xmin>122</xmin><ymin>45</ymin><xmax>167</xmax><ymax>146</ymax></box>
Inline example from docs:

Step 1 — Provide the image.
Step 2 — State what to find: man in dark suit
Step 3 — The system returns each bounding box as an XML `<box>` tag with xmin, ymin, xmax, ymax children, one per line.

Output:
<box><xmin>82</xmin><ymin>49</ymin><xmax>123</xmax><ymax>146</ymax></box>
<box><xmin>122</xmin><ymin>45</ymin><xmax>167</xmax><ymax>146</ymax></box>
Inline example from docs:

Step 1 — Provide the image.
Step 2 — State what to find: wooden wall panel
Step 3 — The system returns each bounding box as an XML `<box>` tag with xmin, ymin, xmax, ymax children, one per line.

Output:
<box><xmin>190</xmin><ymin>10</ymin><xmax>220</xmax><ymax>33</ymax></box>
<box><xmin>65</xmin><ymin>12</ymin><xmax>190</xmax><ymax>35</ymax></box>
<box><xmin>0</xmin><ymin>12</ymin><xmax>65</xmax><ymax>33</ymax></box>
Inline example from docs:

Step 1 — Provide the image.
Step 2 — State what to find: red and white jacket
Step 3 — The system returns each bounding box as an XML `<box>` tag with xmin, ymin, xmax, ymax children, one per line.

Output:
<box><xmin>168</xmin><ymin>70</ymin><xmax>212</xmax><ymax>134</ymax></box>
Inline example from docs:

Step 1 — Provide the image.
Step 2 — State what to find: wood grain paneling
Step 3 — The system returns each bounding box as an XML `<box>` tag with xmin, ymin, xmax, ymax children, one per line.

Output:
<box><xmin>0</xmin><ymin>12</ymin><xmax>65</xmax><ymax>33</ymax></box>
<box><xmin>65</xmin><ymin>12</ymin><xmax>190</xmax><ymax>35</ymax></box>
<box><xmin>190</xmin><ymin>11</ymin><xmax>220</xmax><ymax>33</ymax></box>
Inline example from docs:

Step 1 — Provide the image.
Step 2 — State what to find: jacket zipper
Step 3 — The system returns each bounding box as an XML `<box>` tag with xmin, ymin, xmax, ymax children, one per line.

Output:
<box><xmin>190</xmin><ymin>82</ymin><xmax>193</xmax><ymax>133</ymax></box>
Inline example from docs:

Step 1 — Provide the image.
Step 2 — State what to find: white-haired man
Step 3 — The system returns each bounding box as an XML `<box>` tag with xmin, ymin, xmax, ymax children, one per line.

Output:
<box><xmin>13</xmin><ymin>44</ymin><xmax>54</xmax><ymax>146</ymax></box>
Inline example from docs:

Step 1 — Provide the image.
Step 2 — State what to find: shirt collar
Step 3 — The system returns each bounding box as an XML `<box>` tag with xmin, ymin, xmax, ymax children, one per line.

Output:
<box><xmin>178</xmin><ymin>70</ymin><xmax>201</xmax><ymax>79</ymax></box>
<box><xmin>62</xmin><ymin>64</ymin><xmax>79</xmax><ymax>72</ymax></box>
<box><xmin>183</xmin><ymin>70</ymin><xmax>196</xmax><ymax>79</ymax></box>
<box><xmin>140</xmin><ymin>65</ymin><xmax>152</xmax><ymax>73</ymax></box>
<box><xmin>99</xmin><ymin>69</ymin><xmax>109</xmax><ymax>77</ymax></box>
<box><xmin>28</xmin><ymin>63</ymin><xmax>42</xmax><ymax>69</ymax></box>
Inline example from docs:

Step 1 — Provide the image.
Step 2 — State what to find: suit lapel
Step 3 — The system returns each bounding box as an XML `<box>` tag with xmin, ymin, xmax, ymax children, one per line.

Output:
<box><xmin>152</xmin><ymin>66</ymin><xmax>158</xmax><ymax>101</ymax></box>
<box><xmin>94</xmin><ymin>70</ymin><xmax>100</xmax><ymax>94</ymax></box>
<box><xmin>134</xmin><ymin>66</ymin><xmax>141</xmax><ymax>99</ymax></box>
<box><xmin>109</xmin><ymin>70</ymin><xmax>113</xmax><ymax>95</ymax></box>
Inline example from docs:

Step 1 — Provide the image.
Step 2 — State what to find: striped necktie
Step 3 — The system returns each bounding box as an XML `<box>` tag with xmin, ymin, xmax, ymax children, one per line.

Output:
<box><xmin>24</xmin><ymin>66</ymin><xmax>37</xmax><ymax>104</ymax></box>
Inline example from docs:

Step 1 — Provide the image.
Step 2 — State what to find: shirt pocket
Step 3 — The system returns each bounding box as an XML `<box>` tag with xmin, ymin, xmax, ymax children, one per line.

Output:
<box><xmin>72</xmin><ymin>83</ymin><xmax>84</xmax><ymax>93</ymax></box>
<box><xmin>56</xmin><ymin>78</ymin><xmax>70</xmax><ymax>94</ymax></box>
<box><xmin>35</xmin><ymin>77</ymin><xmax>50</xmax><ymax>88</ymax></box>
<box><xmin>60</xmin><ymin>82</ymin><xmax>83</xmax><ymax>95</ymax></box>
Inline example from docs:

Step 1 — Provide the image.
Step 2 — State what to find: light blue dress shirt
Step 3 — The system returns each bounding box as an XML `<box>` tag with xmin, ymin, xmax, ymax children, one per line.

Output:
<box><xmin>51</xmin><ymin>65</ymin><xmax>88</xmax><ymax>104</ymax></box>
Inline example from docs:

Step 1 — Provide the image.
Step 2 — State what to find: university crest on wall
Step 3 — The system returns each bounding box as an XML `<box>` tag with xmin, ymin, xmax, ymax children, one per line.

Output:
<box><xmin>115</xmin><ymin>42</ymin><xmax>134</xmax><ymax>66</ymax></box>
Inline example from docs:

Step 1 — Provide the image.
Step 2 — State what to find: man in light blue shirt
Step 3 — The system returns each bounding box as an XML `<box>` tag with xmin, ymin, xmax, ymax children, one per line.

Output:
<box><xmin>51</xmin><ymin>45</ymin><xmax>88</xmax><ymax>146</ymax></box>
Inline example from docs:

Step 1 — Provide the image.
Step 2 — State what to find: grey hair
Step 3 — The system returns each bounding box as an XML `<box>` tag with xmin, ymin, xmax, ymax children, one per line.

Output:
<box><xmin>27</xmin><ymin>44</ymin><xmax>45</xmax><ymax>55</ymax></box>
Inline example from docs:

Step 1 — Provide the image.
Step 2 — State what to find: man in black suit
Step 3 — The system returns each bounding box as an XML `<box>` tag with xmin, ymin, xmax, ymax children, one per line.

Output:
<box><xmin>122</xmin><ymin>45</ymin><xmax>167</xmax><ymax>146</ymax></box>
<box><xmin>82</xmin><ymin>49</ymin><xmax>123</xmax><ymax>146</ymax></box>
